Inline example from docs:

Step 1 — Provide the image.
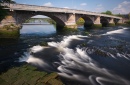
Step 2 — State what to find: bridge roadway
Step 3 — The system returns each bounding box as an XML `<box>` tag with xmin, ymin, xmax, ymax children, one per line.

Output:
<box><xmin>1</xmin><ymin>3</ymin><xmax>123</xmax><ymax>28</ymax></box>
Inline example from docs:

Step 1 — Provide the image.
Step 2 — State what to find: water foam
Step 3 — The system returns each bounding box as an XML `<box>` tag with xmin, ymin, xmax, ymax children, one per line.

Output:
<box><xmin>19</xmin><ymin>35</ymin><xmax>130</xmax><ymax>85</ymax></box>
<box><xmin>102</xmin><ymin>27</ymin><xmax>129</xmax><ymax>35</ymax></box>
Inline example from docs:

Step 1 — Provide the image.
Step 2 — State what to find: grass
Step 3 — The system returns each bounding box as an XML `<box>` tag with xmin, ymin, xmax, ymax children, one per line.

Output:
<box><xmin>0</xmin><ymin>29</ymin><xmax>20</xmax><ymax>39</ymax></box>
<box><xmin>108</xmin><ymin>23</ymin><xmax>115</xmax><ymax>27</ymax></box>
<box><xmin>0</xmin><ymin>64</ymin><xmax>64</xmax><ymax>85</ymax></box>
<box><xmin>0</xmin><ymin>24</ymin><xmax>21</xmax><ymax>39</ymax></box>
<box><xmin>116</xmin><ymin>23</ymin><xmax>130</xmax><ymax>26</ymax></box>
<box><xmin>92</xmin><ymin>24</ymin><xmax>102</xmax><ymax>28</ymax></box>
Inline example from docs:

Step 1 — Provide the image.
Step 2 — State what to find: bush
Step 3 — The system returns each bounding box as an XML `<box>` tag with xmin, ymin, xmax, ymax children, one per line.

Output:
<box><xmin>108</xmin><ymin>23</ymin><xmax>115</xmax><ymax>27</ymax></box>
<box><xmin>92</xmin><ymin>24</ymin><xmax>102</xmax><ymax>28</ymax></box>
<box><xmin>115</xmin><ymin>23</ymin><xmax>130</xmax><ymax>26</ymax></box>
<box><xmin>1</xmin><ymin>24</ymin><xmax>20</xmax><ymax>30</ymax></box>
<box><xmin>0</xmin><ymin>29</ymin><xmax>20</xmax><ymax>39</ymax></box>
<box><xmin>125</xmin><ymin>20</ymin><xmax>130</xmax><ymax>25</ymax></box>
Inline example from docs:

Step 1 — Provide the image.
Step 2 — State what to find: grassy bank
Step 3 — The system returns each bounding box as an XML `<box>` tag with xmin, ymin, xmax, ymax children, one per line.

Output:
<box><xmin>0</xmin><ymin>24</ymin><xmax>21</xmax><ymax>39</ymax></box>
<box><xmin>116</xmin><ymin>23</ymin><xmax>130</xmax><ymax>26</ymax></box>
<box><xmin>0</xmin><ymin>64</ymin><xmax>64</xmax><ymax>85</ymax></box>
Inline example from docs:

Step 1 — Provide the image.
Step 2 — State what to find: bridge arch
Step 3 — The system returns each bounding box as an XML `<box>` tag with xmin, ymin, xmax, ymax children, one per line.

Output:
<box><xmin>100</xmin><ymin>17</ymin><xmax>109</xmax><ymax>27</ymax></box>
<box><xmin>83</xmin><ymin>16</ymin><xmax>94</xmax><ymax>28</ymax></box>
<box><xmin>76</xmin><ymin>15</ymin><xmax>94</xmax><ymax>28</ymax></box>
<box><xmin>114</xmin><ymin>19</ymin><xmax>121</xmax><ymax>25</ymax></box>
<box><xmin>3</xmin><ymin>11</ymin><xmax>66</xmax><ymax>29</ymax></box>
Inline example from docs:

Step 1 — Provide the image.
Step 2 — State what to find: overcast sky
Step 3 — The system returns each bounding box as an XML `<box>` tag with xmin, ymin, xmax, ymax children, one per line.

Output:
<box><xmin>14</xmin><ymin>0</ymin><xmax>130</xmax><ymax>14</ymax></box>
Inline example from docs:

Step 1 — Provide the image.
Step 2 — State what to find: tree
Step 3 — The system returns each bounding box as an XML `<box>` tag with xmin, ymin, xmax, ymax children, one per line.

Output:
<box><xmin>115</xmin><ymin>13</ymin><xmax>123</xmax><ymax>17</ymax></box>
<box><xmin>101</xmin><ymin>10</ymin><xmax>112</xmax><ymax>15</ymax></box>
<box><xmin>106</xmin><ymin>11</ymin><xmax>112</xmax><ymax>15</ymax></box>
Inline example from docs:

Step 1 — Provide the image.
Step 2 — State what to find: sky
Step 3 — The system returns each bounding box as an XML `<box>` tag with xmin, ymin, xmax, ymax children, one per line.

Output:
<box><xmin>13</xmin><ymin>0</ymin><xmax>130</xmax><ymax>14</ymax></box>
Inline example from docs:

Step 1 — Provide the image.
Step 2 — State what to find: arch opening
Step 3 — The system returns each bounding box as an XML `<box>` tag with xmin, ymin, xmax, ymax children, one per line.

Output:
<box><xmin>76</xmin><ymin>17</ymin><xmax>85</xmax><ymax>26</ymax></box>
<box><xmin>114</xmin><ymin>19</ymin><xmax>120</xmax><ymax>25</ymax></box>
<box><xmin>22</xmin><ymin>14</ymin><xmax>65</xmax><ymax>28</ymax></box>
<box><xmin>100</xmin><ymin>18</ymin><xmax>109</xmax><ymax>27</ymax></box>
<box><xmin>82</xmin><ymin>16</ymin><xmax>94</xmax><ymax>28</ymax></box>
<box><xmin>76</xmin><ymin>16</ymin><xmax>94</xmax><ymax>29</ymax></box>
<box><xmin>20</xmin><ymin>15</ymin><xmax>62</xmax><ymax>35</ymax></box>
<box><xmin>24</xmin><ymin>15</ymin><xmax>55</xmax><ymax>25</ymax></box>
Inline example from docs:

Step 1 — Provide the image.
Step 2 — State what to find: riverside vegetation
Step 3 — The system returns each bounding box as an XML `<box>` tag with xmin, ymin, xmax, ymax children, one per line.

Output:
<box><xmin>0</xmin><ymin>24</ymin><xmax>21</xmax><ymax>39</ymax></box>
<box><xmin>0</xmin><ymin>64</ymin><xmax>64</xmax><ymax>85</ymax></box>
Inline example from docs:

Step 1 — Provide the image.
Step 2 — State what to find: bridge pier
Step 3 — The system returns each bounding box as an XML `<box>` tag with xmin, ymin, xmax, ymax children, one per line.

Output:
<box><xmin>117</xmin><ymin>19</ymin><xmax>124</xmax><ymax>25</ymax></box>
<box><xmin>93</xmin><ymin>16</ymin><xmax>102</xmax><ymax>28</ymax></box>
<box><xmin>65</xmin><ymin>14</ymin><xmax>77</xmax><ymax>28</ymax></box>
<box><xmin>108</xmin><ymin>18</ymin><xmax>115</xmax><ymax>26</ymax></box>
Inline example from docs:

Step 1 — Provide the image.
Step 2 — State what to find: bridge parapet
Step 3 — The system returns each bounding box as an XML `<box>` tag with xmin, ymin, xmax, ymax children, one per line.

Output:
<box><xmin>1</xmin><ymin>3</ymin><xmax>122</xmax><ymax>19</ymax></box>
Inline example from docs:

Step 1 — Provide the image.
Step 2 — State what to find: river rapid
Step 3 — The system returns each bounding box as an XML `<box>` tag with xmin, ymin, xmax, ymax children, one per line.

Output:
<box><xmin>1</xmin><ymin>24</ymin><xmax>130</xmax><ymax>85</ymax></box>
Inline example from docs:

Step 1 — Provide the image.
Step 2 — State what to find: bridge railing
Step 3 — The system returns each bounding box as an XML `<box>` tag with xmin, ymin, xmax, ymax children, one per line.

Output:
<box><xmin>1</xmin><ymin>3</ymin><xmax>122</xmax><ymax>19</ymax></box>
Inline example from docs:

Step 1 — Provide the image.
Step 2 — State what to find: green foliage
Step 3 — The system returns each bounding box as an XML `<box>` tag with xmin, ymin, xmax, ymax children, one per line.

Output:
<box><xmin>0</xmin><ymin>29</ymin><xmax>20</xmax><ymax>39</ymax></box>
<box><xmin>125</xmin><ymin>20</ymin><xmax>130</xmax><ymax>25</ymax></box>
<box><xmin>114</xmin><ymin>14</ymin><xmax>123</xmax><ymax>17</ymax></box>
<box><xmin>0</xmin><ymin>24</ymin><xmax>21</xmax><ymax>39</ymax></box>
<box><xmin>116</xmin><ymin>23</ymin><xmax>129</xmax><ymax>26</ymax></box>
<box><xmin>1</xmin><ymin>24</ymin><xmax>20</xmax><ymax>30</ymax></box>
<box><xmin>0</xmin><ymin>64</ymin><xmax>64</xmax><ymax>85</ymax></box>
<box><xmin>106</xmin><ymin>11</ymin><xmax>112</xmax><ymax>15</ymax></box>
<box><xmin>61</xmin><ymin>27</ymin><xmax>78</xmax><ymax>32</ymax></box>
<box><xmin>76</xmin><ymin>18</ymin><xmax>85</xmax><ymax>25</ymax></box>
<box><xmin>108</xmin><ymin>23</ymin><xmax>115</xmax><ymax>27</ymax></box>
<box><xmin>92</xmin><ymin>24</ymin><xmax>102</xmax><ymax>28</ymax></box>
<box><xmin>101</xmin><ymin>10</ymin><xmax>112</xmax><ymax>15</ymax></box>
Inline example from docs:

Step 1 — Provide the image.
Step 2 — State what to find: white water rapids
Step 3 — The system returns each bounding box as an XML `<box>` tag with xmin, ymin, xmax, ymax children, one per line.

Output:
<box><xmin>19</xmin><ymin>28</ymin><xmax>130</xmax><ymax>85</ymax></box>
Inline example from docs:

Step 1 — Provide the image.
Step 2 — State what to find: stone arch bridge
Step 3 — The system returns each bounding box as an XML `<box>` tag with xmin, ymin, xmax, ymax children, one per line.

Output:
<box><xmin>1</xmin><ymin>3</ymin><xmax>123</xmax><ymax>28</ymax></box>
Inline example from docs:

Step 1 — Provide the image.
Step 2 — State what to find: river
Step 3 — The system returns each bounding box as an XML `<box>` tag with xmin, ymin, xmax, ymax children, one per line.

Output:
<box><xmin>0</xmin><ymin>24</ymin><xmax>130</xmax><ymax>85</ymax></box>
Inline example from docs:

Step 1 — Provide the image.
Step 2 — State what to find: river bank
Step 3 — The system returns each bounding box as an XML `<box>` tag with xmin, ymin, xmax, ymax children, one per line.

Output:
<box><xmin>0</xmin><ymin>63</ymin><xmax>64</xmax><ymax>85</ymax></box>
<box><xmin>0</xmin><ymin>24</ymin><xmax>21</xmax><ymax>39</ymax></box>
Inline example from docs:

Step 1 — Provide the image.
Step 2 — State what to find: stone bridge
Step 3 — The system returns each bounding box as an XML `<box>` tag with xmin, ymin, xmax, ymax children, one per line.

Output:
<box><xmin>1</xmin><ymin>3</ymin><xmax>123</xmax><ymax>28</ymax></box>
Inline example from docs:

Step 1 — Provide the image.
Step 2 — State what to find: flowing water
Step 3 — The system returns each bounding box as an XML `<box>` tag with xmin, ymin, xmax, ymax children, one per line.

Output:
<box><xmin>0</xmin><ymin>24</ymin><xmax>130</xmax><ymax>85</ymax></box>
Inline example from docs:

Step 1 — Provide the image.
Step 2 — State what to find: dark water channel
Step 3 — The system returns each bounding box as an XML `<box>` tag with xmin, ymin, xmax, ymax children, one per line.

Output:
<box><xmin>0</xmin><ymin>24</ymin><xmax>130</xmax><ymax>85</ymax></box>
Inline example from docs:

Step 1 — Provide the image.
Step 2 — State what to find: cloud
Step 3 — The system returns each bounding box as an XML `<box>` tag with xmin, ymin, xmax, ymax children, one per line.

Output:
<box><xmin>43</xmin><ymin>2</ymin><xmax>53</xmax><ymax>7</ymax></box>
<box><xmin>95</xmin><ymin>4</ymin><xmax>104</xmax><ymax>12</ymax></box>
<box><xmin>80</xmin><ymin>3</ymin><xmax>87</xmax><ymax>6</ymax></box>
<box><xmin>63</xmin><ymin>7</ymin><xmax>69</xmax><ymax>9</ymax></box>
<box><xmin>113</xmin><ymin>1</ymin><xmax>130</xmax><ymax>14</ymax></box>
